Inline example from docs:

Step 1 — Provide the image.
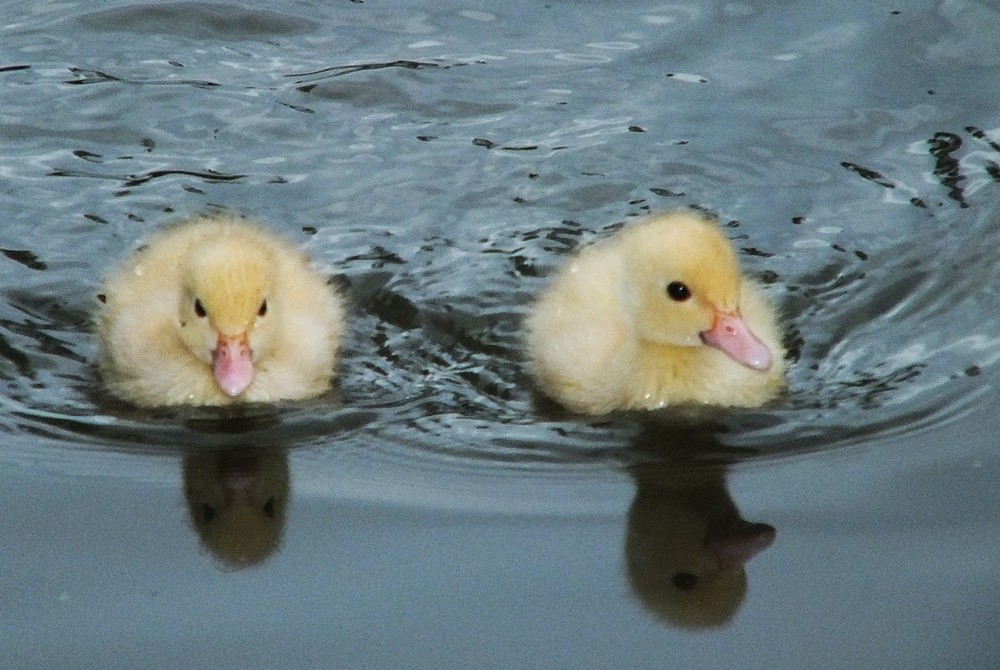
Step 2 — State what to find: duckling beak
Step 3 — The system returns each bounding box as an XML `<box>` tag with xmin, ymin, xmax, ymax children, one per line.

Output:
<box><xmin>700</xmin><ymin>310</ymin><xmax>773</xmax><ymax>371</ymax></box>
<box><xmin>212</xmin><ymin>333</ymin><xmax>254</xmax><ymax>397</ymax></box>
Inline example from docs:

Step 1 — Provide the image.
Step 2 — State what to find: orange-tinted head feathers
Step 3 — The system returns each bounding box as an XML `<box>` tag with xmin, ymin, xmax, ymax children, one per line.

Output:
<box><xmin>182</xmin><ymin>232</ymin><xmax>274</xmax><ymax>338</ymax></box>
<box><xmin>175</xmin><ymin>226</ymin><xmax>282</xmax><ymax>397</ymax></box>
<box><xmin>620</xmin><ymin>213</ymin><xmax>744</xmax><ymax>347</ymax></box>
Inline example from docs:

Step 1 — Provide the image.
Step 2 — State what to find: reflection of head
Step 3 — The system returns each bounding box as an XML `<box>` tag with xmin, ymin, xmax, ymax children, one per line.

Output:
<box><xmin>625</xmin><ymin>466</ymin><xmax>774</xmax><ymax>630</ymax></box>
<box><xmin>183</xmin><ymin>448</ymin><xmax>290</xmax><ymax>570</ymax></box>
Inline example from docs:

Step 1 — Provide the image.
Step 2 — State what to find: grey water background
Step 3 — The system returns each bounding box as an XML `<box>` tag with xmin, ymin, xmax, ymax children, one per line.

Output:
<box><xmin>1</xmin><ymin>1</ymin><xmax>998</xmax><ymax>668</ymax></box>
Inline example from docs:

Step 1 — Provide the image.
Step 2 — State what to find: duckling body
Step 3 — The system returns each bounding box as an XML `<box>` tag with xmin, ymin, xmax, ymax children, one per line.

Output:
<box><xmin>98</xmin><ymin>214</ymin><xmax>345</xmax><ymax>407</ymax></box>
<box><xmin>526</xmin><ymin>213</ymin><xmax>785</xmax><ymax>414</ymax></box>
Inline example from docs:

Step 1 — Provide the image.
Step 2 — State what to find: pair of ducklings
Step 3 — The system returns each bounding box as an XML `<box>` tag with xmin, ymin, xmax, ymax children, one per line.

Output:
<box><xmin>97</xmin><ymin>212</ymin><xmax>786</xmax><ymax>412</ymax></box>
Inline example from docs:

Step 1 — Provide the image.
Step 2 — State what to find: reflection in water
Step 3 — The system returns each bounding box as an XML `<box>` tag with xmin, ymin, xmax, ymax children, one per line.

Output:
<box><xmin>625</xmin><ymin>430</ymin><xmax>775</xmax><ymax>629</ymax></box>
<box><xmin>182</xmin><ymin>448</ymin><xmax>290</xmax><ymax>570</ymax></box>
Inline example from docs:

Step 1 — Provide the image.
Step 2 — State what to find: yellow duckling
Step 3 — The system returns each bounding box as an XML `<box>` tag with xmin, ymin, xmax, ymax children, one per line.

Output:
<box><xmin>98</xmin><ymin>214</ymin><xmax>346</xmax><ymax>406</ymax></box>
<box><xmin>526</xmin><ymin>212</ymin><xmax>785</xmax><ymax>414</ymax></box>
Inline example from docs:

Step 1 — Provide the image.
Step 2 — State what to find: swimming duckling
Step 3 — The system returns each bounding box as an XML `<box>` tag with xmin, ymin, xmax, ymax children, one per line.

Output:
<box><xmin>98</xmin><ymin>214</ymin><xmax>345</xmax><ymax>406</ymax></box>
<box><xmin>526</xmin><ymin>212</ymin><xmax>785</xmax><ymax>414</ymax></box>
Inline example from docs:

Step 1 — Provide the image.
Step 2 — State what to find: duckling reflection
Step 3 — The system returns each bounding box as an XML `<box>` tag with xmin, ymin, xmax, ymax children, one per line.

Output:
<box><xmin>625</xmin><ymin>437</ymin><xmax>775</xmax><ymax>629</ymax></box>
<box><xmin>183</xmin><ymin>447</ymin><xmax>290</xmax><ymax>570</ymax></box>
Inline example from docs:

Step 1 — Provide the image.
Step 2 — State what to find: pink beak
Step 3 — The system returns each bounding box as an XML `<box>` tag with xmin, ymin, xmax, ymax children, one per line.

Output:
<box><xmin>212</xmin><ymin>334</ymin><xmax>254</xmax><ymax>397</ymax></box>
<box><xmin>700</xmin><ymin>310</ymin><xmax>773</xmax><ymax>371</ymax></box>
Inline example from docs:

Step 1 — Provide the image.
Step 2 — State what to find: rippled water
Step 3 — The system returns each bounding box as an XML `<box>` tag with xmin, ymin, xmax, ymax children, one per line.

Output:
<box><xmin>2</xmin><ymin>1</ymin><xmax>998</xmax><ymax>668</ymax></box>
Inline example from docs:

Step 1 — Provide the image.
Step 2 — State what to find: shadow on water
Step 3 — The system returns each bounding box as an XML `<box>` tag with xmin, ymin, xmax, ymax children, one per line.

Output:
<box><xmin>76</xmin><ymin>2</ymin><xmax>319</xmax><ymax>40</ymax></box>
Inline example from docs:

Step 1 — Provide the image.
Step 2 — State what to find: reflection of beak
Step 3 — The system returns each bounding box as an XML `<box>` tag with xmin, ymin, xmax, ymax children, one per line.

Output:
<box><xmin>220</xmin><ymin>455</ymin><xmax>260</xmax><ymax>506</ymax></box>
<box><xmin>700</xmin><ymin>310</ymin><xmax>773</xmax><ymax>371</ymax></box>
<box><xmin>212</xmin><ymin>333</ymin><xmax>253</xmax><ymax>397</ymax></box>
<box><xmin>706</xmin><ymin>521</ymin><xmax>776</xmax><ymax>568</ymax></box>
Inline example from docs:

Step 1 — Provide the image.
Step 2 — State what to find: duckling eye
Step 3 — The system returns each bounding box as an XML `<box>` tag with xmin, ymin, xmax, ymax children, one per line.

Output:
<box><xmin>666</xmin><ymin>281</ymin><xmax>691</xmax><ymax>302</ymax></box>
<box><xmin>194</xmin><ymin>299</ymin><xmax>207</xmax><ymax>318</ymax></box>
<box><xmin>672</xmin><ymin>572</ymin><xmax>699</xmax><ymax>590</ymax></box>
<box><xmin>257</xmin><ymin>300</ymin><xmax>268</xmax><ymax>318</ymax></box>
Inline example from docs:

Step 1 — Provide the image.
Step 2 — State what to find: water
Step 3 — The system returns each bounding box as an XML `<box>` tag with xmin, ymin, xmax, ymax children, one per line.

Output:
<box><xmin>1</xmin><ymin>1</ymin><xmax>998</xmax><ymax>668</ymax></box>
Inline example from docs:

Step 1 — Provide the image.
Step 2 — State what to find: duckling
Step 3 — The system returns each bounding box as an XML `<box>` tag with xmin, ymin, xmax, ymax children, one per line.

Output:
<box><xmin>98</xmin><ymin>214</ymin><xmax>345</xmax><ymax>406</ymax></box>
<box><xmin>526</xmin><ymin>212</ymin><xmax>785</xmax><ymax>414</ymax></box>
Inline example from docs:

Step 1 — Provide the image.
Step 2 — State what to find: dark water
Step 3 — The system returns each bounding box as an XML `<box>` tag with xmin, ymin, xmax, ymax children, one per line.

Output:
<box><xmin>1</xmin><ymin>1</ymin><xmax>998</xmax><ymax>668</ymax></box>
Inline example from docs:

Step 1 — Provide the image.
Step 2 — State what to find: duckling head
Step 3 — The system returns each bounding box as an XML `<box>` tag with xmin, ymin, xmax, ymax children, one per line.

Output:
<box><xmin>178</xmin><ymin>235</ymin><xmax>280</xmax><ymax>397</ymax></box>
<box><xmin>620</xmin><ymin>214</ymin><xmax>772</xmax><ymax>371</ymax></box>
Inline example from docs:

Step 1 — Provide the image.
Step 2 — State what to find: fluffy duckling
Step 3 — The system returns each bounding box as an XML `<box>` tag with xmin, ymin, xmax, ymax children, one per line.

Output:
<box><xmin>526</xmin><ymin>212</ymin><xmax>785</xmax><ymax>414</ymax></box>
<box><xmin>98</xmin><ymin>214</ymin><xmax>345</xmax><ymax>406</ymax></box>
